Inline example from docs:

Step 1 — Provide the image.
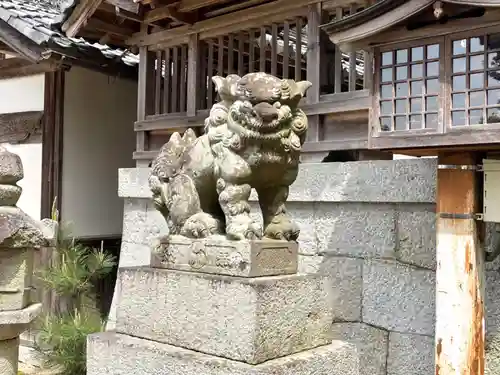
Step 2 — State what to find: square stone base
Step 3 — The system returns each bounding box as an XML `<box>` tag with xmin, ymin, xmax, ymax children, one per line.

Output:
<box><xmin>151</xmin><ymin>235</ymin><xmax>298</xmax><ymax>277</ymax></box>
<box><xmin>115</xmin><ymin>267</ymin><xmax>332</xmax><ymax>364</ymax></box>
<box><xmin>0</xmin><ymin>249</ymin><xmax>34</xmax><ymax>311</ymax></box>
<box><xmin>0</xmin><ymin>303</ymin><xmax>42</xmax><ymax>340</ymax></box>
<box><xmin>87</xmin><ymin>333</ymin><xmax>359</xmax><ymax>375</ymax></box>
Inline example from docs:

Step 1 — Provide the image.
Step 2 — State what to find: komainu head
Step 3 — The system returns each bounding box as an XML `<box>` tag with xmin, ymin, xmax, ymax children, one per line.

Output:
<box><xmin>209</xmin><ymin>73</ymin><xmax>312</xmax><ymax>152</ymax></box>
<box><xmin>212</xmin><ymin>72</ymin><xmax>312</xmax><ymax>107</ymax></box>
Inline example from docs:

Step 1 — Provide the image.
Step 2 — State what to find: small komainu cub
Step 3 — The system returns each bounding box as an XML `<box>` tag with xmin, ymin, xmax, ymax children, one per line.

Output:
<box><xmin>149</xmin><ymin>72</ymin><xmax>311</xmax><ymax>241</ymax></box>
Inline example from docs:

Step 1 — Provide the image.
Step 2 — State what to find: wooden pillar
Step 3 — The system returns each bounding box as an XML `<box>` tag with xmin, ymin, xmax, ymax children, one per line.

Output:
<box><xmin>306</xmin><ymin>3</ymin><xmax>321</xmax><ymax>143</ymax></box>
<box><xmin>136</xmin><ymin>46</ymin><xmax>154</xmax><ymax>167</ymax></box>
<box><xmin>41</xmin><ymin>69</ymin><xmax>65</xmax><ymax>219</ymax></box>
<box><xmin>187</xmin><ymin>33</ymin><xmax>199</xmax><ymax>116</ymax></box>
<box><xmin>435</xmin><ymin>152</ymin><xmax>485</xmax><ymax>375</ymax></box>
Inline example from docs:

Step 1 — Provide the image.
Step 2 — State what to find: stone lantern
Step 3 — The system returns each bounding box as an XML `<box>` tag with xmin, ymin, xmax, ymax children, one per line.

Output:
<box><xmin>0</xmin><ymin>146</ymin><xmax>57</xmax><ymax>375</ymax></box>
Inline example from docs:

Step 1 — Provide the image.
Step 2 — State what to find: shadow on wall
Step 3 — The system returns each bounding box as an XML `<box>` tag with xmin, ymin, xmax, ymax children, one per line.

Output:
<box><xmin>321</xmin><ymin>151</ymin><xmax>360</xmax><ymax>163</ymax></box>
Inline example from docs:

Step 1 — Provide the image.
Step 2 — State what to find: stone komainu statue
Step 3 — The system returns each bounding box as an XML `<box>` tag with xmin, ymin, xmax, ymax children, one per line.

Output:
<box><xmin>149</xmin><ymin>73</ymin><xmax>312</xmax><ymax>241</ymax></box>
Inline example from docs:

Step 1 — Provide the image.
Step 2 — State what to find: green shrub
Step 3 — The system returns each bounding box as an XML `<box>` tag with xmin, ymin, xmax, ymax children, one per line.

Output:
<box><xmin>36</xmin><ymin>310</ymin><xmax>105</xmax><ymax>374</ymax></box>
<box><xmin>34</xmin><ymin>198</ymin><xmax>116</xmax><ymax>375</ymax></box>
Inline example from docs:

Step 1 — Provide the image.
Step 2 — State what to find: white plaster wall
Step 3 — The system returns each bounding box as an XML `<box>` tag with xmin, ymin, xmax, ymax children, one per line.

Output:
<box><xmin>61</xmin><ymin>67</ymin><xmax>137</xmax><ymax>238</ymax></box>
<box><xmin>0</xmin><ymin>74</ymin><xmax>44</xmax><ymax>113</ymax></box>
<box><xmin>0</xmin><ymin>74</ymin><xmax>44</xmax><ymax>220</ymax></box>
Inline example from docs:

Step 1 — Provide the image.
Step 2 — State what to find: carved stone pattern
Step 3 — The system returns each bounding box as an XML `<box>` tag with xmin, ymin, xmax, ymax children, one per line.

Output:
<box><xmin>212</xmin><ymin>246</ymin><xmax>245</xmax><ymax>270</ymax></box>
<box><xmin>256</xmin><ymin>247</ymin><xmax>294</xmax><ymax>270</ymax></box>
<box><xmin>156</xmin><ymin>244</ymin><xmax>176</xmax><ymax>265</ymax></box>
<box><xmin>188</xmin><ymin>242</ymin><xmax>208</xmax><ymax>269</ymax></box>
<box><xmin>0</xmin><ymin>111</ymin><xmax>43</xmax><ymax>144</ymax></box>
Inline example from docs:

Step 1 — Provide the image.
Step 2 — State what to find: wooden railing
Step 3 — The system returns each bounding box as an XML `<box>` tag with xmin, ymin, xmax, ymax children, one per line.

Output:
<box><xmin>197</xmin><ymin>18</ymin><xmax>307</xmax><ymax>110</ymax></box>
<box><xmin>134</xmin><ymin>1</ymin><xmax>377</xmax><ymax>165</ymax></box>
<box><xmin>152</xmin><ymin>44</ymin><xmax>189</xmax><ymax>115</ymax></box>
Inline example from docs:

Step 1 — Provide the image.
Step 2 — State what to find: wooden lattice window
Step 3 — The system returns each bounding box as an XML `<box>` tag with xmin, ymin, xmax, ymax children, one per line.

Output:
<box><xmin>376</xmin><ymin>39</ymin><xmax>443</xmax><ymax>132</ymax></box>
<box><xmin>449</xmin><ymin>32</ymin><xmax>500</xmax><ymax>126</ymax></box>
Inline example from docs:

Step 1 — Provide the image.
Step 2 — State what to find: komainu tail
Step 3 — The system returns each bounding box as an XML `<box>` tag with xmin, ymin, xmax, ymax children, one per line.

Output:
<box><xmin>149</xmin><ymin>129</ymin><xmax>199</xmax><ymax>231</ymax></box>
<box><xmin>150</xmin><ymin>128</ymin><xmax>197</xmax><ymax>180</ymax></box>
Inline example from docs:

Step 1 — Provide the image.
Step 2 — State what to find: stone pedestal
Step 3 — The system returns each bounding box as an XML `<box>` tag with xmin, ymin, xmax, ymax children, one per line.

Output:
<box><xmin>151</xmin><ymin>235</ymin><xmax>298</xmax><ymax>277</ymax></box>
<box><xmin>0</xmin><ymin>147</ymin><xmax>57</xmax><ymax>375</ymax></box>
<box><xmin>88</xmin><ymin>236</ymin><xmax>360</xmax><ymax>374</ymax></box>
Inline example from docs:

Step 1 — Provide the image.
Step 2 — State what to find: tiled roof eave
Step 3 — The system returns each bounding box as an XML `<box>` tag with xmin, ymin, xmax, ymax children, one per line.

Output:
<box><xmin>0</xmin><ymin>0</ymin><xmax>138</xmax><ymax>68</ymax></box>
<box><xmin>320</xmin><ymin>0</ymin><xmax>411</xmax><ymax>35</ymax></box>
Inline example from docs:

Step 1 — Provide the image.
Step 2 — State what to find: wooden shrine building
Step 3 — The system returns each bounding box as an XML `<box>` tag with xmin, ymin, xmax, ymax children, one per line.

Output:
<box><xmin>62</xmin><ymin>0</ymin><xmax>385</xmax><ymax>165</ymax></box>
<box><xmin>59</xmin><ymin>0</ymin><xmax>500</xmax><ymax>374</ymax></box>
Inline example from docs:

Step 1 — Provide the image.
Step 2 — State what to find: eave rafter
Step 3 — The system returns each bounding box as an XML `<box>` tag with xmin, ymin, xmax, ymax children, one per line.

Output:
<box><xmin>321</xmin><ymin>0</ymin><xmax>500</xmax><ymax>52</ymax></box>
<box><xmin>62</xmin><ymin>0</ymin><xmax>105</xmax><ymax>38</ymax></box>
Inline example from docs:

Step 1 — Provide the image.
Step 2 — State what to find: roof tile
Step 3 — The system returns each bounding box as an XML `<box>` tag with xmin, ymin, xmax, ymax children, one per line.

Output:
<box><xmin>0</xmin><ymin>0</ymin><xmax>139</xmax><ymax>66</ymax></box>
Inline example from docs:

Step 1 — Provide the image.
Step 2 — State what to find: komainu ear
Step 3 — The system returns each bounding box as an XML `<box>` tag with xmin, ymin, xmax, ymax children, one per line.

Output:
<box><xmin>212</xmin><ymin>76</ymin><xmax>225</xmax><ymax>93</ymax></box>
<box><xmin>296</xmin><ymin>81</ymin><xmax>313</xmax><ymax>97</ymax></box>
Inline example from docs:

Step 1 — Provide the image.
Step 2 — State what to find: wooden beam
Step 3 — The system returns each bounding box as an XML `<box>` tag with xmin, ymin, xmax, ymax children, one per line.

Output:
<box><xmin>178</xmin><ymin>0</ymin><xmax>232</xmax><ymax>12</ymax></box>
<box><xmin>0</xmin><ymin>20</ymin><xmax>46</xmax><ymax>62</ymax></box>
<box><xmin>435</xmin><ymin>152</ymin><xmax>485</xmax><ymax>375</ymax></box>
<box><xmin>0</xmin><ymin>111</ymin><xmax>43</xmax><ymax>144</ymax></box>
<box><xmin>128</xmin><ymin>0</ymin><xmax>321</xmax><ymax>46</ymax></box>
<box><xmin>0</xmin><ymin>59</ymin><xmax>60</xmax><ymax>80</ymax></box>
<box><xmin>99</xmin><ymin>3</ymin><xmax>143</xmax><ymax>22</ymax></box>
<box><xmin>105</xmin><ymin>0</ymin><xmax>140</xmax><ymax>13</ymax></box>
<box><xmin>86</xmin><ymin>18</ymin><xmax>135</xmax><ymax>38</ymax></box>
<box><xmin>135</xmin><ymin>92</ymin><xmax>369</xmax><ymax>131</ymax></box>
<box><xmin>204</xmin><ymin>0</ymin><xmax>270</xmax><ymax>17</ymax></box>
<box><xmin>145</xmin><ymin>4</ymin><xmax>198</xmax><ymax>24</ymax></box>
<box><xmin>62</xmin><ymin>0</ymin><xmax>104</xmax><ymax>38</ymax></box>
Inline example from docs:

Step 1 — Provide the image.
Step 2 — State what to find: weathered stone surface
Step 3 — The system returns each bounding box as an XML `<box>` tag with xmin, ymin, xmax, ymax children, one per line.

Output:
<box><xmin>0</xmin><ymin>304</ymin><xmax>42</xmax><ymax>340</ymax></box>
<box><xmin>115</xmin><ymin>268</ymin><xmax>332</xmax><ymax>364</ymax></box>
<box><xmin>118</xmin><ymin>167</ymin><xmax>152</xmax><ymax>198</ymax></box>
<box><xmin>121</xmin><ymin>199</ymin><xmax>148</xmax><ymax>245</ymax></box>
<box><xmin>0</xmin><ymin>185</ymin><xmax>21</xmax><ymax>206</ymax></box>
<box><xmin>320</xmin><ymin>256</ymin><xmax>363</xmax><ymax>322</ymax></box>
<box><xmin>362</xmin><ymin>259</ymin><xmax>435</xmax><ymax>336</ymax></box>
<box><xmin>316</xmin><ymin>203</ymin><xmax>396</xmax><ymax>258</ymax></box>
<box><xmin>122</xmin><ymin>199</ymin><xmax>170</xmax><ymax>247</ymax></box>
<box><xmin>0</xmin><ymin>303</ymin><xmax>41</xmax><ymax>325</ymax></box>
<box><xmin>0</xmin><ymin>147</ymin><xmax>23</xmax><ymax>185</ymax></box>
<box><xmin>88</xmin><ymin>333</ymin><xmax>360</xmax><ymax>375</ymax></box>
<box><xmin>0</xmin><ymin>249</ymin><xmax>34</xmax><ymax>311</ymax></box>
<box><xmin>0</xmin><ymin>337</ymin><xmax>18</xmax><ymax>375</ymax></box>
<box><xmin>298</xmin><ymin>255</ymin><xmax>323</xmax><ymax>274</ymax></box>
<box><xmin>118</xmin><ymin>242</ymin><xmax>150</xmax><ymax>268</ymax></box>
<box><xmin>288</xmin><ymin>203</ymin><xmax>316</xmax><ymax>255</ymax></box>
<box><xmin>0</xmin><ymin>207</ymin><xmax>54</xmax><ymax>249</ymax></box>
<box><xmin>145</xmin><ymin>201</ymin><xmax>173</xmax><ymax>244</ymax></box>
<box><xmin>396</xmin><ymin>208</ymin><xmax>436</xmax><ymax>270</ymax></box>
<box><xmin>387</xmin><ymin>332</ymin><xmax>434</xmax><ymax>375</ymax></box>
<box><xmin>331</xmin><ymin>323</ymin><xmax>388</xmax><ymax>375</ymax></box>
<box><xmin>118</xmin><ymin>158</ymin><xmax>437</xmax><ymax>203</ymax></box>
<box><xmin>486</xmin><ymin>269</ymin><xmax>500</xmax><ymax>340</ymax></box>
<box><xmin>151</xmin><ymin>235</ymin><xmax>298</xmax><ymax>277</ymax></box>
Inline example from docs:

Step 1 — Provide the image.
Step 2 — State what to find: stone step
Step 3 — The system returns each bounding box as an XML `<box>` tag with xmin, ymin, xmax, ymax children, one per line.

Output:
<box><xmin>87</xmin><ymin>332</ymin><xmax>359</xmax><ymax>375</ymax></box>
<box><xmin>151</xmin><ymin>235</ymin><xmax>298</xmax><ymax>277</ymax></box>
<box><xmin>115</xmin><ymin>267</ymin><xmax>332</xmax><ymax>365</ymax></box>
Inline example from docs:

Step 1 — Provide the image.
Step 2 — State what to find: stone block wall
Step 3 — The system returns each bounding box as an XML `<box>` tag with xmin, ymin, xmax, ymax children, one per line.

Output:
<box><xmin>112</xmin><ymin>159</ymin><xmax>500</xmax><ymax>375</ymax></box>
